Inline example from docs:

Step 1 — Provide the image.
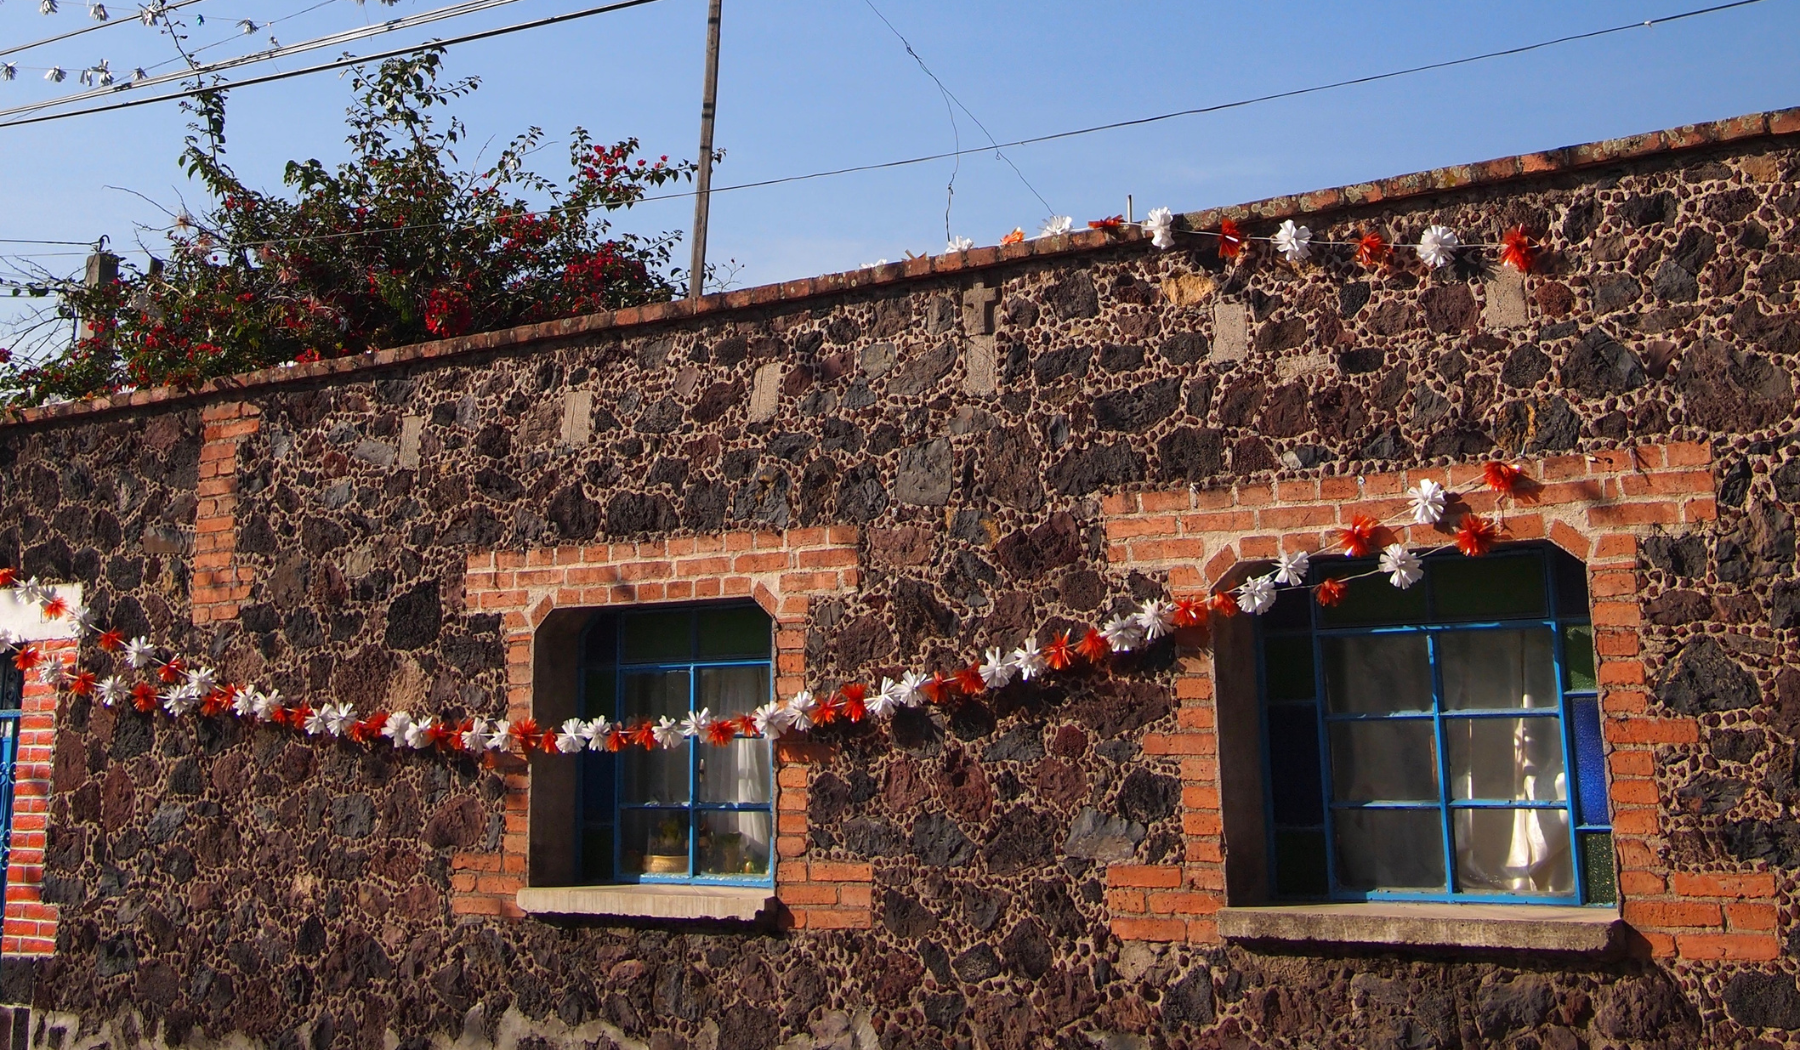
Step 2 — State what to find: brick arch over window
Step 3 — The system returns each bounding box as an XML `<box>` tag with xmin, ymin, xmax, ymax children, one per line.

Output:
<box><xmin>1098</xmin><ymin>445</ymin><xmax>1754</xmax><ymax>959</ymax></box>
<box><xmin>459</xmin><ymin>527</ymin><xmax>872</xmax><ymax>928</ymax></box>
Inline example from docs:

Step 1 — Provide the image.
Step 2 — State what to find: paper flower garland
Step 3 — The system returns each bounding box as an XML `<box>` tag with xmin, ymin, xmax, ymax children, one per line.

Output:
<box><xmin>1143</xmin><ymin>207</ymin><xmax>1176</xmax><ymax>250</ymax></box>
<box><xmin>1416</xmin><ymin>225</ymin><xmax>1460</xmax><ymax>268</ymax></box>
<box><xmin>1272</xmin><ymin>220</ymin><xmax>1312</xmax><ymax>263</ymax></box>
<box><xmin>1407</xmin><ymin>479</ymin><xmax>1447</xmax><ymax>525</ymax></box>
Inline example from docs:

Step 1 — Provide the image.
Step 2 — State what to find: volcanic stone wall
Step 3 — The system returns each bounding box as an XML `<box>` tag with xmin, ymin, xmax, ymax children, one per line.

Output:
<box><xmin>1</xmin><ymin>111</ymin><xmax>1799</xmax><ymax>1049</ymax></box>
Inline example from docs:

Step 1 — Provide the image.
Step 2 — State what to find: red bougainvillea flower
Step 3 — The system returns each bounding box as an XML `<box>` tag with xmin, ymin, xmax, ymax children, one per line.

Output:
<box><xmin>1456</xmin><ymin>514</ymin><xmax>1500</xmax><ymax>557</ymax></box>
<box><xmin>1484</xmin><ymin>461</ymin><xmax>1525</xmax><ymax>496</ymax></box>
<box><xmin>955</xmin><ymin>663</ymin><xmax>987</xmax><ymax>696</ymax></box>
<box><xmin>132</xmin><ymin>682</ymin><xmax>158</xmax><ymax>712</ymax></box>
<box><xmin>98</xmin><ymin>629</ymin><xmax>124</xmax><ymax>652</ymax></box>
<box><xmin>1355</xmin><ymin>232</ymin><xmax>1390</xmax><ymax>268</ymax></box>
<box><xmin>1088</xmin><ymin>215</ymin><xmax>1124</xmax><ymax>229</ymax></box>
<box><xmin>12</xmin><ymin>645</ymin><xmax>39</xmax><ymax>672</ymax></box>
<box><xmin>1316</xmin><ymin>578</ymin><xmax>1349</xmax><ymax>607</ymax></box>
<box><xmin>1499</xmin><ymin>227</ymin><xmax>1535</xmax><ymax>274</ymax></box>
<box><xmin>1208</xmin><ymin>591</ymin><xmax>1240</xmax><ymax>618</ymax></box>
<box><xmin>39</xmin><ymin>595</ymin><xmax>66</xmax><ymax>619</ymax></box>
<box><xmin>706</xmin><ymin>719</ymin><xmax>738</xmax><ymax>746</ymax></box>
<box><xmin>68</xmin><ymin>670</ymin><xmax>97</xmax><ymax>696</ymax></box>
<box><xmin>1338</xmin><ymin>514</ymin><xmax>1380</xmax><ymax>558</ymax></box>
<box><xmin>157</xmin><ymin>657</ymin><xmax>185</xmax><ymax>684</ymax></box>
<box><xmin>1217</xmin><ymin>219</ymin><xmax>1246</xmax><ymax>259</ymax></box>
<box><xmin>1076</xmin><ymin>628</ymin><xmax>1112</xmax><ymax>664</ymax></box>
<box><xmin>0</xmin><ymin>567</ymin><xmax>14</xmax><ymax>587</ymax></box>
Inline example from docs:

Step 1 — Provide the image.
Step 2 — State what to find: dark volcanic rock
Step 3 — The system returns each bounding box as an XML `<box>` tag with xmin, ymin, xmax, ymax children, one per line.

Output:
<box><xmin>1657</xmin><ymin>637</ymin><xmax>1759</xmax><ymax>714</ymax></box>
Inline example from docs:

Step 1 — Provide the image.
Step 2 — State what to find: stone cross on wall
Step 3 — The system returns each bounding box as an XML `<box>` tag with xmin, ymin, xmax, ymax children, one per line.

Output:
<box><xmin>962</xmin><ymin>279</ymin><xmax>1000</xmax><ymax>396</ymax></box>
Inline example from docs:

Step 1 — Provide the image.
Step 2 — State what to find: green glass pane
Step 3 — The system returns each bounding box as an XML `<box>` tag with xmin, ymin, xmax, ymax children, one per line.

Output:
<box><xmin>1581</xmin><ymin>831</ymin><xmax>1617</xmax><ymax>905</ymax></box>
<box><xmin>698</xmin><ymin>605</ymin><xmax>772</xmax><ymax>659</ymax></box>
<box><xmin>1317</xmin><ymin>561</ymin><xmax>1428</xmax><ymax>626</ymax></box>
<box><xmin>621</xmin><ymin>609</ymin><xmax>692</xmax><ymax>663</ymax></box>
<box><xmin>581</xmin><ymin>669</ymin><xmax>616</xmax><ymax>719</ymax></box>
<box><xmin>1262</xmin><ymin>635</ymin><xmax>1317</xmax><ymax>701</ymax></box>
<box><xmin>1431</xmin><ymin>553</ymin><xmax>1547</xmax><ymax>621</ymax></box>
<box><xmin>1274</xmin><ymin>828</ymin><xmax>1329</xmax><ymax>898</ymax></box>
<box><xmin>1563</xmin><ymin>625</ymin><xmax>1596</xmax><ymax>693</ymax></box>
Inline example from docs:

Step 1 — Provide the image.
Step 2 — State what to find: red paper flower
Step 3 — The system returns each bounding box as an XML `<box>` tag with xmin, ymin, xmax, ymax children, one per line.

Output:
<box><xmin>12</xmin><ymin>645</ymin><xmax>39</xmax><ymax>672</ymax></box>
<box><xmin>1173</xmin><ymin>597</ymin><xmax>1208</xmax><ymax>629</ymax></box>
<box><xmin>351</xmin><ymin>713</ymin><xmax>388</xmax><ymax>744</ymax></box>
<box><xmin>98</xmin><ymin>629</ymin><xmax>124</xmax><ymax>652</ymax></box>
<box><xmin>1217</xmin><ymin>219</ymin><xmax>1246</xmax><ymax>259</ymax></box>
<box><xmin>293</xmin><ymin>705</ymin><xmax>317</xmax><ymax>731</ymax></box>
<box><xmin>132</xmin><ymin>682</ymin><xmax>158</xmax><ymax>712</ymax></box>
<box><xmin>1208</xmin><ymin>591</ymin><xmax>1240</xmax><ymax>618</ymax></box>
<box><xmin>1076</xmin><ymin>628</ymin><xmax>1111</xmax><ymax>664</ymax></box>
<box><xmin>606</xmin><ymin>727</ymin><xmax>630</xmax><ymax>752</ymax></box>
<box><xmin>922</xmin><ymin>671</ymin><xmax>960</xmax><ymax>705</ymax></box>
<box><xmin>840</xmin><ymin>682</ymin><xmax>869</xmax><ymax>723</ymax></box>
<box><xmin>1500</xmin><ymin>227</ymin><xmax>1535</xmax><ymax>274</ymax></box>
<box><xmin>200</xmin><ymin>689</ymin><xmax>231</xmax><ymax>717</ymax></box>
<box><xmin>157</xmin><ymin>657</ymin><xmax>185</xmax><ymax>684</ymax></box>
<box><xmin>1316</xmin><ymin>578</ymin><xmax>1348</xmax><ymax>607</ymax></box>
<box><xmin>0</xmin><ymin>567</ymin><xmax>14</xmax><ymax>587</ymax></box>
<box><xmin>706</xmin><ymin>719</ymin><xmax>738</xmax><ymax>746</ymax></box>
<box><xmin>1088</xmin><ymin>215</ymin><xmax>1124</xmax><ymax>229</ymax></box>
<box><xmin>814</xmin><ymin>693</ymin><xmax>843</xmax><ymax>726</ymax></box>
<box><xmin>1456</xmin><ymin>514</ymin><xmax>1499</xmax><ymax>557</ymax></box>
<box><xmin>430</xmin><ymin>721</ymin><xmax>459</xmax><ymax>750</ymax></box>
<box><xmin>541</xmin><ymin>730</ymin><xmax>560</xmax><ymax>753</ymax></box>
<box><xmin>734</xmin><ymin>713</ymin><xmax>758</xmax><ymax>737</ymax></box>
<box><xmin>1483</xmin><ymin>461</ymin><xmax>1525</xmax><ymax>496</ymax></box>
<box><xmin>514</xmin><ymin>717</ymin><xmax>542</xmax><ymax>753</ymax></box>
<box><xmin>955</xmin><ymin>663</ymin><xmax>987</xmax><ymax>696</ymax></box>
<box><xmin>1338</xmin><ymin>514</ymin><xmax>1379</xmax><ymax>558</ymax></box>
<box><xmin>1001</xmin><ymin>228</ymin><xmax>1025</xmax><ymax>245</ymax></box>
<box><xmin>40</xmin><ymin>596</ymin><xmax>67</xmax><ymax>619</ymax></box>
<box><xmin>1044</xmin><ymin>632</ymin><xmax>1077</xmax><ymax>671</ymax></box>
<box><xmin>1355</xmin><ymin>232</ymin><xmax>1389</xmax><ymax>268</ymax></box>
<box><xmin>69</xmin><ymin>670</ymin><xmax>96</xmax><ymax>696</ymax></box>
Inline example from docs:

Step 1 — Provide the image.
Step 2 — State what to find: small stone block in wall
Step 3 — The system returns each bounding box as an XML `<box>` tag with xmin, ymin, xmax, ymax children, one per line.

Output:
<box><xmin>398</xmin><ymin>415</ymin><xmax>424</xmax><ymax>469</ymax></box>
<box><xmin>963</xmin><ymin>335</ymin><xmax>998</xmax><ymax>396</ymax></box>
<box><xmin>1484</xmin><ymin>269</ymin><xmax>1529</xmax><ymax>328</ymax></box>
<box><xmin>749</xmin><ymin>363</ymin><xmax>782</xmax><ymax>423</ymax></box>
<box><xmin>561</xmin><ymin>390</ymin><xmax>593</xmax><ymax>446</ymax></box>
<box><xmin>1212</xmin><ymin>301</ymin><xmax>1248</xmax><ymax>361</ymax></box>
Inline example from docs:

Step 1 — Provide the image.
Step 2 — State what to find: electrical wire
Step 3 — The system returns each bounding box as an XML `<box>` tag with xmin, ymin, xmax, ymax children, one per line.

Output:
<box><xmin>0</xmin><ymin>0</ymin><xmax>205</xmax><ymax>61</ymax></box>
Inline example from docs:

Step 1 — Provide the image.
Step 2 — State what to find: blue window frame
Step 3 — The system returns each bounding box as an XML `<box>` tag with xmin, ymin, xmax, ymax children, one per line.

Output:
<box><xmin>1257</xmin><ymin>543</ymin><xmax>1615</xmax><ymax>906</ymax></box>
<box><xmin>576</xmin><ymin>603</ymin><xmax>775</xmax><ymax>887</ymax></box>
<box><xmin>0</xmin><ymin>660</ymin><xmax>22</xmax><ymax>925</ymax></box>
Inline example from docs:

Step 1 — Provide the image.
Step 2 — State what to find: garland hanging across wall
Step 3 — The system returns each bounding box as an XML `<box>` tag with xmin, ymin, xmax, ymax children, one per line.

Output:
<box><xmin>3</xmin><ymin>465</ymin><xmax>1533</xmax><ymax>762</ymax></box>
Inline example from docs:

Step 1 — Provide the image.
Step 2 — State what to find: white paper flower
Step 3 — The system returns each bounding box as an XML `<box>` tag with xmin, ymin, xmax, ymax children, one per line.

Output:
<box><xmin>1417</xmin><ymin>225</ymin><xmax>1459</xmax><ymax>269</ymax></box>
<box><xmin>254</xmin><ymin>687</ymin><xmax>284</xmax><ymax>722</ymax></box>
<box><xmin>554</xmin><ymin>719</ymin><xmax>587</xmax><ymax>754</ymax></box>
<box><xmin>323</xmin><ymin>703</ymin><xmax>357</xmax><ymax>737</ymax></box>
<box><xmin>899</xmin><ymin>671</ymin><xmax>929</xmax><ymax>708</ymax></box>
<box><xmin>236</xmin><ymin>17</ymin><xmax>255</xmax><ymax>33</ymax></box>
<box><xmin>37</xmin><ymin>657</ymin><xmax>70</xmax><ymax>687</ymax></box>
<box><xmin>1236</xmin><ymin>575</ymin><xmax>1277</xmax><ymax>616</ymax></box>
<box><xmin>1101</xmin><ymin>615</ymin><xmax>1142</xmax><ymax>653</ymax></box>
<box><xmin>681</xmin><ymin>708</ymin><xmax>715</xmax><ymax>740</ymax></box>
<box><xmin>1038</xmin><ymin>216</ymin><xmax>1073</xmax><ymax>238</ymax></box>
<box><xmin>88</xmin><ymin>3</ymin><xmax>107</xmax><ymax>20</ymax></box>
<box><xmin>124</xmin><ymin>635</ymin><xmax>156</xmax><ymax>669</ymax></box>
<box><xmin>946</xmin><ymin>236</ymin><xmax>974</xmax><ymax>253</ymax></box>
<box><xmin>870</xmin><ymin>677</ymin><xmax>905</xmax><ymax>720</ymax></box>
<box><xmin>1134</xmin><ymin>599</ymin><xmax>1176</xmax><ymax>642</ymax></box>
<box><xmin>404</xmin><ymin>716</ymin><xmax>436</xmax><ymax>750</ymax></box>
<box><xmin>1010</xmin><ymin>644</ymin><xmax>1047</xmax><ymax>682</ymax></box>
<box><xmin>161</xmin><ymin>683</ymin><xmax>198</xmax><ymax>717</ymax></box>
<box><xmin>979</xmin><ymin>647</ymin><xmax>1016</xmax><ymax>689</ymax></box>
<box><xmin>1407</xmin><ymin>479</ymin><xmax>1447</xmax><ymax>525</ymax></box>
<box><xmin>652</xmin><ymin>716</ymin><xmax>684</xmax><ymax>749</ymax></box>
<box><xmin>185</xmin><ymin>665</ymin><xmax>216</xmax><ymax>697</ymax></box>
<box><xmin>1274</xmin><ymin>549</ymin><xmax>1312</xmax><ymax>587</ymax></box>
<box><xmin>68</xmin><ymin>605</ymin><xmax>96</xmax><ymax>634</ymax></box>
<box><xmin>786</xmin><ymin>690</ymin><xmax>816</xmax><ymax>733</ymax></box>
<box><xmin>383</xmin><ymin>710</ymin><xmax>413</xmax><ymax>744</ymax></box>
<box><xmin>17</xmin><ymin>577</ymin><xmax>45</xmax><ymax>604</ymax></box>
<box><xmin>39</xmin><ymin>0</ymin><xmax>58</xmax><ymax>14</ymax></box>
<box><xmin>231</xmin><ymin>684</ymin><xmax>259</xmax><ymax>718</ymax></box>
<box><xmin>138</xmin><ymin>3</ymin><xmax>159</xmax><ymax>24</ymax></box>
<box><xmin>1143</xmin><ymin>207</ymin><xmax>1175</xmax><ymax>250</ymax></box>
<box><xmin>97</xmin><ymin>675</ymin><xmax>128</xmax><ymax>707</ymax></box>
<box><xmin>44</xmin><ymin>66</ymin><xmax>65</xmax><ymax>82</ymax></box>
<box><xmin>459</xmin><ymin>719</ymin><xmax>492</xmax><ymax>752</ymax></box>
<box><xmin>0</xmin><ymin>628</ymin><xmax>14</xmax><ymax>648</ymax></box>
<box><xmin>1379</xmin><ymin>543</ymin><xmax>1424</xmax><ymax>590</ymax></box>
<box><xmin>0</xmin><ymin>64</ymin><xmax>14</xmax><ymax>81</ymax></box>
<box><xmin>857</xmin><ymin>259</ymin><xmax>889</xmax><ymax>270</ymax></box>
<box><xmin>752</xmin><ymin>701</ymin><xmax>786</xmax><ymax>739</ymax></box>
<box><xmin>486</xmin><ymin>720</ymin><xmax>513</xmax><ymax>751</ymax></box>
<box><xmin>584</xmin><ymin>718</ymin><xmax>613</xmax><ymax>748</ymax></box>
<box><xmin>1272</xmin><ymin>219</ymin><xmax>1312</xmax><ymax>263</ymax></box>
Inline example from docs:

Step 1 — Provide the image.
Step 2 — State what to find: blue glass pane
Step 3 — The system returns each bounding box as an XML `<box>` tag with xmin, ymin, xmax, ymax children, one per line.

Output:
<box><xmin>1267</xmin><ymin>705</ymin><xmax>1323</xmax><ymax>826</ymax></box>
<box><xmin>1573</xmin><ymin>697</ymin><xmax>1609</xmax><ymax>827</ymax></box>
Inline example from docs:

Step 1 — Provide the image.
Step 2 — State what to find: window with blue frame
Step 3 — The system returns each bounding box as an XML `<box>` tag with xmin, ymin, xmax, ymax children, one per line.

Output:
<box><xmin>1257</xmin><ymin>543</ymin><xmax>1615</xmax><ymax>906</ymax></box>
<box><xmin>576</xmin><ymin>602</ymin><xmax>774</xmax><ymax>885</ymax></box>
<box><xmin>0</xmin><ymin>659</ymin><xmax>22</xmax><ymax>910</ymax></box>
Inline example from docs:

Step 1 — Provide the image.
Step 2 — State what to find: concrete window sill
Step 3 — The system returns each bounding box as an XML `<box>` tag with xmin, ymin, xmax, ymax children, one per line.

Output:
<box><xmin>516</xmin><ymin>884</ymin><xmax>776</xmax><ymax>922</ymax></box>
<box><xmin>1218</xmin><ymin>903</ymin><xmax>1623</xmax><ymax>953</ymax></box>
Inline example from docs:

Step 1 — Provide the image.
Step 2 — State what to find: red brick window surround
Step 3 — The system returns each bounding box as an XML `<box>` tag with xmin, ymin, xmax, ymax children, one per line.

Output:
<box><xmin>1098</xmin><ymin>444</ymin><xmax>1760</xmax><ymax>960</ymax></box>
<box><xmin>2</xmin><ymin>628</ymin><xmax>75</xmax><ymax>957</ymax></box>
<box><xmin>459</xmin><ymin>528</ymin><xmax>873</xmax><ymax>930</ymax></box>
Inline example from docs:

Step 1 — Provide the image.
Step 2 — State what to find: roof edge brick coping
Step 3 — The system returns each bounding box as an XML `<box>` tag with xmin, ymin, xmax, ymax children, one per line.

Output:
<box><xmin>7</xmin><ymin>104</ymin><xmax>1798</xmax><ymax>430</ymax></box>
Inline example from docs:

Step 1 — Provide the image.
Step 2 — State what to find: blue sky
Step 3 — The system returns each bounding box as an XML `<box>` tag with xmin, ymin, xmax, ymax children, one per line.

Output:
<box><xmin>0</xmin><ymin>0</ymin><xmax>1795</xmax><ymax>309</ymax></box>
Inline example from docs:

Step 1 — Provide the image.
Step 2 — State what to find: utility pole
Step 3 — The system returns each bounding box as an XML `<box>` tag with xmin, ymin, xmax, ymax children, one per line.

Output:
<box><xmin>76</xmin><ymin>242</ymin><xmax>118</xmax><ymax>342</ymax></box>
<box><xmin>686</xmin><ymin>0</ymin><xmax>723</xmax><ymax>300</ymax></box>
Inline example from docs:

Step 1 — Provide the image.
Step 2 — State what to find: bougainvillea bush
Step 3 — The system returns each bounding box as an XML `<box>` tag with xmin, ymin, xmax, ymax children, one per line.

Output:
<box><xmin>3</xmin><ymin>50</ymin><xmax>698</xmax><ymax>405</ymax></box>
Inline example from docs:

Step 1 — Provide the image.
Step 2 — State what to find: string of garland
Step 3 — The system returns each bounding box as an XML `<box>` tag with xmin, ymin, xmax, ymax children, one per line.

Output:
<box><xmin>1</xmin><ymin>464</ymin><xmax>1533</xmax><ymax>762</ymax></box>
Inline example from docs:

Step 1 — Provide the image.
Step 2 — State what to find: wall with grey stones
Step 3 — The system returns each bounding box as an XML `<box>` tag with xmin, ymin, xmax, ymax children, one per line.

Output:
<box><xmin>2</xmin><ymin>123</ymin><xmax>1800</xmax><ymax>1050</ymax></box>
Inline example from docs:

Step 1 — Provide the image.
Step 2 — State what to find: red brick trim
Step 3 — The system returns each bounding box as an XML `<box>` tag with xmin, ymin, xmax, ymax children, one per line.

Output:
<box><xmin>4</xmin><ymin>108</ymin><xmax>1797</xmax><ymax>429</ymax></box>
<box><xmin>458</xmin><ymin>528</ymin><xmax>869</xmax><ymax>928</ymax></box>
<box><xmin>1100</xmin><ymin>443</ymin><xmax>1758</xmax><ymax>958</ymax></box>
<box><xmin>191</xmin><ymin>402</ymin><xmax>260</xmax><ymax>627</ymax></box>
<box><xmin>3</xmin><ymin>638</ymin><xmax>71</xmax><ymax>956</ymax></box>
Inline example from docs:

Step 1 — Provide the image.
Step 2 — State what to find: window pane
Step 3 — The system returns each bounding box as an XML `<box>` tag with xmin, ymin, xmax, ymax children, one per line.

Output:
<box><xmin>623</xmin><ymin>670</ymin><xmax>690</xmax><ymax>720</ymax></box>
<box><xmin>1439</xmin><ymin>629</ymin><xmax>1557</xmax><ymax>711</ymax></box>
<box><xmin>1573</xmin><ymin>697</ymin><xmax>1609</xmax><ymax>827</ymax></box>
<box><xmin>580</xmin><ymin>826</ymin><xmax>613</xmax><ymax>882</ymax></box>
<box><xmin>698</xmin><ymin>605</ymin><xmax>772</xmax><ymax>659</ymax></box>
<box><xmin>699</xmin><ymin>739</ymin><xmax>772</xmax><ymax>804</ymax></box>
<box><xmin>621</xmin><ymin>610</ymin><xmax>692</xmax><ymax>663</ymax></box>
<box><xmin>1329</xmin><ymin>721</ymin><xmax>1439</xmax><ymax>801</ymax></box>
<box><xmin>1563</xmin><ymin>625</ymin><xmax>1596</xmax><ymax>693</ymax></box>
<box><xmin>1262</xmin><ymin>635</ymin><xmax>1317</xmax><ymax>702</ymax></box>
<box><xmin>1263</xmin><ymin>585</ymin><xmax>1312</xmax><ymax>631</ymax></box>
<box><xmin>698</xmin><ymin>665</ymin><xmax>770</xmax><ymax>720</ymax></box>
<box><xmin>581</xmin><ymin>669</ymin><xmax>616</xmax><ymax>720</ymax></box>
<box><xmin>1552</xmin><ymin>549</ymin><xmax>1590</xmax><ymax>618</ymax></box>
<box><xmin>623</xmin><ymin>743</ymin><xmax>690</xmax><ymax>805</ymax></box>
<box><xmin>1453</xmin><ymin>807</ymin><xmax>1573</xmax><ymax>895</ymax></box>
<box><xmin>1430</xmin><ymin>553</ymin><xmax>1547</xmax><ymax>620</ymax></box>
<box><xmin>699</xmin><ymin>810</ymin><xmax>772</xmax><ymax>878</ymax></box>
<box><xmin>1267</xmin><ymin>705</ymin><xmax>1324</xmax><ymax>826</ymax></box>
<box><xmin>1322</xmin><ymin>634</ymin><xmax>1433</xmax><ymax>714</ymax></box>
<box><xmin>582</xmin><ymin>613</ymin><xmax>617</xmax><ymax>667</ymax></box>
<box><xmin>1333</xmin><ymin>808</ymin><xmax>1445</xmax><ymax>891</ymax></box>
<box><xmin>1445</xmin><ymin>716</ymin><xmax>1568</xmax><ymax>802</ymax></box>
<box><xmin>1581</xmin><ymin>831</ymin><xmax>1616</xmax><ymax>905</ymax></box>
<box><xmin>1317</xmin><ymin>562</ymin><xmax>1428</xmax><ymax>626</ymax></box>
<box><xmin>622</xmin><ymin>809</ymin><xmax>690</xmax><ymax>876</ymax></box>
<box><xmin>581</xmin><ymin>750</ymin><xmax>616</xmax><ymax>814</ymax></box>
<box><xmin>1274</xmin><ymin>828</ymin><xmax>1329</xmax><ymax>898</ymax></box>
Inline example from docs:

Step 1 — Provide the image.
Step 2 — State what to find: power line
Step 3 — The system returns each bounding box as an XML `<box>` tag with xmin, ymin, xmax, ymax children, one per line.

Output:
<box><xmin>0</xmin><ymin>0</ymin><xmax>206</xmax><ymax>61</ymax></box>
